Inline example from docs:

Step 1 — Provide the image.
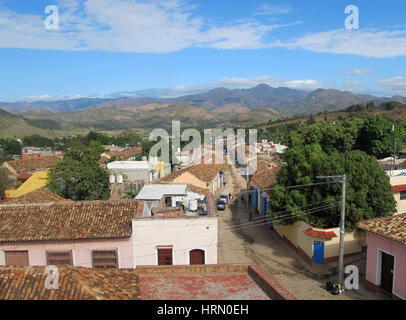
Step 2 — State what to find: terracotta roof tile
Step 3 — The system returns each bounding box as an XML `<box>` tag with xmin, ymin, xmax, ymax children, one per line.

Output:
<box><xmin>158</xmin><ymin>163</ymin><xmax>228</xmax><ymax>184</ymax></box>
<box><xmin>249</xmin><ymin>163</ymin><xmax>280</xmax><ymax>190</ymax></box>
<box><xmin>303</xmin><ymin>228</ymin><xmax>337</xmax><ymax>239</ymax></box>
<box><xmin>0</xmin><ymin>200</ymin><xmax>143</xmax><ymax>242</ymax></box>
<box><xmin>4</xmin><ymin>156</ymin><xmax>61</xmax><ymax>174</ymax></box>
<box><xmin>357</xmin><ymin>213</ymin><xmax>406</xmax><ymax>245</ymax></box>
<box><xmin>4</xmin><ymin>188</ymin><xmax>72</xmax><ymax>204</ymax></box>
<box><xmin>106</xmin><ymin>147</ymin><xmax>142</xmax><ymax>159</ymax></box>
<box><xmin>0</xmin><ymin>266</ymin><xmax>141</xmax><ymax>300</ymax></box>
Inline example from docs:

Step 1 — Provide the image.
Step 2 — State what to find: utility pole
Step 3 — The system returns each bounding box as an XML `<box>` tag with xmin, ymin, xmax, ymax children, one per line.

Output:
<box><xmin>317</xmin><ymin>174</ymin><xmax>347</xmax><ymax>291</ymax></box>
<box><xmin>392</xmin><ymin>125</ymin><xmax>397</xmax><ymax>175</ymax></box>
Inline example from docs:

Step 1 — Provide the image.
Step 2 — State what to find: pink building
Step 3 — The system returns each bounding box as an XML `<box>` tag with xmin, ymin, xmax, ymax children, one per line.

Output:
<box><xmin>0</xmin><ymin>201</ymin><xmax>143</xmax><ymax>269</ymax></box>
<box><xmin>358</xmin><ymin>213</ymin><xmax>406</xmax><ymax>300</ymax></box>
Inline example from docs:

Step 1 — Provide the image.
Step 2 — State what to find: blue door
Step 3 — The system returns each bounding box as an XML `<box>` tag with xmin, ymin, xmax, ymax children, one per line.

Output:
<box><xmin>313</xmin><ymin>241</ymin><xmax>324</xmax><ymax>264</ymax></box>
<box><xmin>252</xmin><ymin>187</ymin><xmax>258</xmax><ymax>209</ymax></box>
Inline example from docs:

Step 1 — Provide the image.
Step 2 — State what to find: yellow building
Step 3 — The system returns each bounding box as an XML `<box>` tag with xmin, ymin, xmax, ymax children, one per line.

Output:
<box><xmin>5</xmin><ymin>170</ymin><xmax>49</xmax><ymax>199</ymax></box>
<box><xmin>388</xmin><ymin>170</ymin><xmax>406</xmax><ymax>214</ymax></box>
<box><xmin>273</xmin><ymin>220</ymin><xmax>365</xmax><ymax>265</ymax></box>
<box><xmin>157</xmin><ymin>163</ymin><xmax>228</xmax><ymax>194</ymax></box>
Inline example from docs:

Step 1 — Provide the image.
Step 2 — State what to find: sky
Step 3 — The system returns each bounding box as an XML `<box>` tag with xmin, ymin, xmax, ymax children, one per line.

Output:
<box><xmin>0</xmin><ymin>0</ymin><xmax>406</xmax><ymax>102</ymax></box>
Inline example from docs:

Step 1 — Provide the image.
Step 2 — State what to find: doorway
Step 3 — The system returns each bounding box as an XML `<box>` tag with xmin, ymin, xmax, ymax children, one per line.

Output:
<box><xmin>380</xmin><ymin>252</ymin><xmax>394</xmax><ymax>294</ymax></box>
<box><xmin>189</xmin><ymin>249</ymin><xmax>205</xmax><ymax>265</ymax></box>
<box><xmin>313</xmin><ymin>241</ymin><xmax>325</xmax><ymax>264</ymax></box>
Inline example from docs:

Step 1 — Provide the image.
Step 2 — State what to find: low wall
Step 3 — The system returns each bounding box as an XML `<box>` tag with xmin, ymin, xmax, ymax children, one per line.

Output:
<box><xmin>135</xmin><ymin>264</ymin><xmax>298</xmax><ymax>300</ymax></box>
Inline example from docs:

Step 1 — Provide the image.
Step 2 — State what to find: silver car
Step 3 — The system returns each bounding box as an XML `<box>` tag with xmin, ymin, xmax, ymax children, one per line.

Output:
<box><xmin>217</xmin><ymin>200</ymin><xmax>226</xmax><ymax>211</ymax></box>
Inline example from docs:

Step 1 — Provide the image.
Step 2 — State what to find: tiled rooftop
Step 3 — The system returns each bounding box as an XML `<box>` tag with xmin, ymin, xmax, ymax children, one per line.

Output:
<box><xmin>158</xmin><ymin>163</ymin><xmax>228</xmax><ymax>184</ymax></box>
<box><xmin>0</xmin><ymin>200</ymin><xmax>144</xmax><ymax>242</ymax></box>
<box><xmin>249</xmin><ymin>162</ymin><xmax>280</xmax><ymax>190</ymax></box>
<box><xmin>0</xmin><ymin>266</ymin><xmax>141</xmax><ymax>300</ymax></box>
<box><xmin>4</xmin><ymin>188</ymin><xmax>72</xmax><ymax>204</ymax></box>
<box><xmin>3</xmin><ymin>155</ymin><xmax>61</xmax><ymax>174</ymax></box>
<box><xmin>106</xmin><ymin>146</ymin><xmax>142</xmax><ymax>159</ymax></box>
<box><xmin>357</xmin><ymin>212</ymin><xmax>406</xmax><ymax>245</ymax></box>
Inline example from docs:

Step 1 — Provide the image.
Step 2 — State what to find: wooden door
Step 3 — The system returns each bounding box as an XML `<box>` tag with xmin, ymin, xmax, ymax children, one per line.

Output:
<box><xmin>381</xmin><ymin>252</ymin><xmax>394</xmax><ymax>293</ymax></box>
<box><xmin>189</xmin><ymin>249</ymin><xmax>205</xmax><ymax>265</ymax></box>
<box><xmin>157</xmin><ymin>248</ymin><xmax>173</xmax><ymax>265</ymax></box>
<box><xmin>5</xmin><ymin>251</ymin><xmax>29</xmax><ymax>266</ymax></box>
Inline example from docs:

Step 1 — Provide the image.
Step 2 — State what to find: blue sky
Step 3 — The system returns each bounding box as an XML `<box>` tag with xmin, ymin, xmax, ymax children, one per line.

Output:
<box><xmin>0</xmin><ymin>0</ymin><xmax>406</xmax><ymax>102</ymax></box>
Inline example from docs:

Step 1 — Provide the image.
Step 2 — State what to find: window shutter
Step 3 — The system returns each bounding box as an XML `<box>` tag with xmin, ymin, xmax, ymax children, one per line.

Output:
<box><xmin>92</xmin><ymin>250</ymin><xmax>118</xmax><ymax>268</ymax></box>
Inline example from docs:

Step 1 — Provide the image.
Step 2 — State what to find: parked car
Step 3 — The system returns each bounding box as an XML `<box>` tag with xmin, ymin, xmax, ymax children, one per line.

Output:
<box><xmin>217</xmin><ymin>200</ymin><xmax>226</xmax><ymax>211</ymax></box>
<box><xmin>219</xmin><ymin>194</ymin><xmax>228</xmax><ymax>204</ymax></box>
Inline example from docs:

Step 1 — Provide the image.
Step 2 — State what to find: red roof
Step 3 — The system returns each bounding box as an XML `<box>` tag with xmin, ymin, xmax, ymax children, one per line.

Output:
<box><xmin>392</xmin><ymin>184</ymin><xmax>406</xmax><ymax>192</ymax></box>
<box><xmin>303</xmin><ymin>228</ymin><xmax>337</xmax><ymax>239</ymax></box>
<box><xmin>17</xmin><ymin>173</ymin><xmax>32</xmax><ymax>180</ymax></box>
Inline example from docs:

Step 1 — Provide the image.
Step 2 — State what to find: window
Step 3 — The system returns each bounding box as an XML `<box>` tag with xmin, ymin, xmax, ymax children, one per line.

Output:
<box><xmin>400</xmin><ymin>191</ymin><xmax>406</xmax><ymax>200</ymax></box>
<box><xmin>165</xmin><ymin>196</ymin><xmax>172</xmax><ymax>207</ymax></box>
<box><xmin>5</xmin><ymin>251</ymin><xmax>29</xmax><ymax>266</ymax></box>
<box><xmin>92</xmin><ymin>250</ymin><xmax>118</xmax><ymax>268</ymax></box>
<box><xmin>157</xmin><ymin>248</ymin><xmax>173</xmax><ymax>265</ymax></box>
<box><xmin>46</xmin><ymin>251</ymin><xmax>73</xmax><ymax>265</ymax></box>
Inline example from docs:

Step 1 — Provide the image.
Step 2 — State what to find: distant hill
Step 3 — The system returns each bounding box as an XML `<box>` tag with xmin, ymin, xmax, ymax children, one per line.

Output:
<box><xmin>2</xmin><ymin>84</ymin><xmax>403</xmax><ymax>116</ymax></box>
<box><xmin>20</xmin><ymin>102</ymin><xmax>279</xmax><ymax>132</ymax></box>
<box><xmin>1</xmin><ymin>84</ymin><xmax>406</xmax><ymax>138</ymax></box>
<box><xmin>0</xmin><ymin>109</ymin><xmax>69</xmax><ymax>138</ymax></box>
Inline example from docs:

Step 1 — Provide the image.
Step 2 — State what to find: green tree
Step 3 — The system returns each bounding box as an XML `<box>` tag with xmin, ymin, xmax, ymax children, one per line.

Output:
<box><xmin>358</xmin><ymin>115</ymin><xmax>405</xmax><ymax>158</ymax></box>
<box><xmin>122</xmin><ymin>185</ymin><xmax>141</xmax><ymax>199</ymax></box>
<box><xmin>269</xmin><ymin>145</ymin><xmax>396</xmax><ymax>231</ymax></box>
<box><xmin>47</xmin><ymin>145</ymin><xmax>110</xmax><ymax>201</ymax></box>
<box><xmin>0</xmin><ymin>168</ymin><xmax>7</xmax><ymax>200</ymax></box>
<box><xmin>3</xmin><ymin>139</ymin><xmax>22</xmax><ymax>156</ymax></box>
<box><xmin>89</xmin><ymin>140</ymin><xmax>107</xmax><ymax>155</ymax></box>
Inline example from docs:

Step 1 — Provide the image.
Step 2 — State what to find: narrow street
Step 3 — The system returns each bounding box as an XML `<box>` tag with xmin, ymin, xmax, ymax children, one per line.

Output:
<box><xmin>216</xmin><ymin>163</ymin><xmax>387</xmax><ymax>300</ymax></box>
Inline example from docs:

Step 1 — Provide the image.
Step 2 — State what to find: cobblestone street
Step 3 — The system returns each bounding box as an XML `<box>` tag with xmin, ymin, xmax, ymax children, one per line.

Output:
<box><xmin>216</xmin><ymin>163</ymin><xmax>388</xmax><ymax>300</ymax></box>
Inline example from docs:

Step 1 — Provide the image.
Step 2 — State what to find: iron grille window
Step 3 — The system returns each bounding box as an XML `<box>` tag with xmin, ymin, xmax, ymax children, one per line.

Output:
<box><xmin>46</xmin><ymin>251</ymin><xmax>73</xmax><ymax>265</ymax></box>
<box><xmin>92</xmin><ymin>250</ymin><xmax>118</xmax><ymax>268</ymax></box>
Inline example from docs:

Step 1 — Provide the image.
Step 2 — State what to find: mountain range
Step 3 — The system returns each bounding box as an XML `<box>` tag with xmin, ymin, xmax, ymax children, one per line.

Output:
<box><xmin>0</xmin><ymin>84</ymin><xmax>405</xmax><ymax>137</ymax></box>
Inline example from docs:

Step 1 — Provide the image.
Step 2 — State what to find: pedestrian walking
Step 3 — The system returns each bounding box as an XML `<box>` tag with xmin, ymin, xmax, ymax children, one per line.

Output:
<box><xmin>229</xmin><ymin>193</ymin><xmax>233</xmax><ymax>201</ymax></box>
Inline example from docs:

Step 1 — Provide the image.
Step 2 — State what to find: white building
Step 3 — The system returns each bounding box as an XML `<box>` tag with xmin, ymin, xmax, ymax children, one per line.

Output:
<box><xmin>133</xmin><ymin>216</ymin><xmax>218</xmax><ymax>266</ymax></box>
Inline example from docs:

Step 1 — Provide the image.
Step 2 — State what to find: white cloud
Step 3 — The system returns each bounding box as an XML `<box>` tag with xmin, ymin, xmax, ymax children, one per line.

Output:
<box><xmin>379</xmin><ymin>77</ymin><xmax>406</xmax><ymax>95</ymax></box>
<box><xmin>348</xmin><ymin>69</ymin><xmax>373</xmax><ymax>76</ymax></box>
<box><xmin>275</xmin><ymin>28</ymin><xmax>406</xmax><ymax>58</ymax></box>
<box><xmin>284</xmin><ymin>79</ymin><xmax>322</xmax><ymax>90</ymax></box>
<box><xmin>0</xmin><ymin>0</ymin><xmax>293</xmax><ymax>53</ymax></box>
<box><xmin>19</xmin><ymin>94</ymin><xmax>88</xmax><ymax>102</ymax></box>
<box><xmin>254</xmin><ymin>4</ymin><xmax>292</xmax><ymax>16</ymax></box>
